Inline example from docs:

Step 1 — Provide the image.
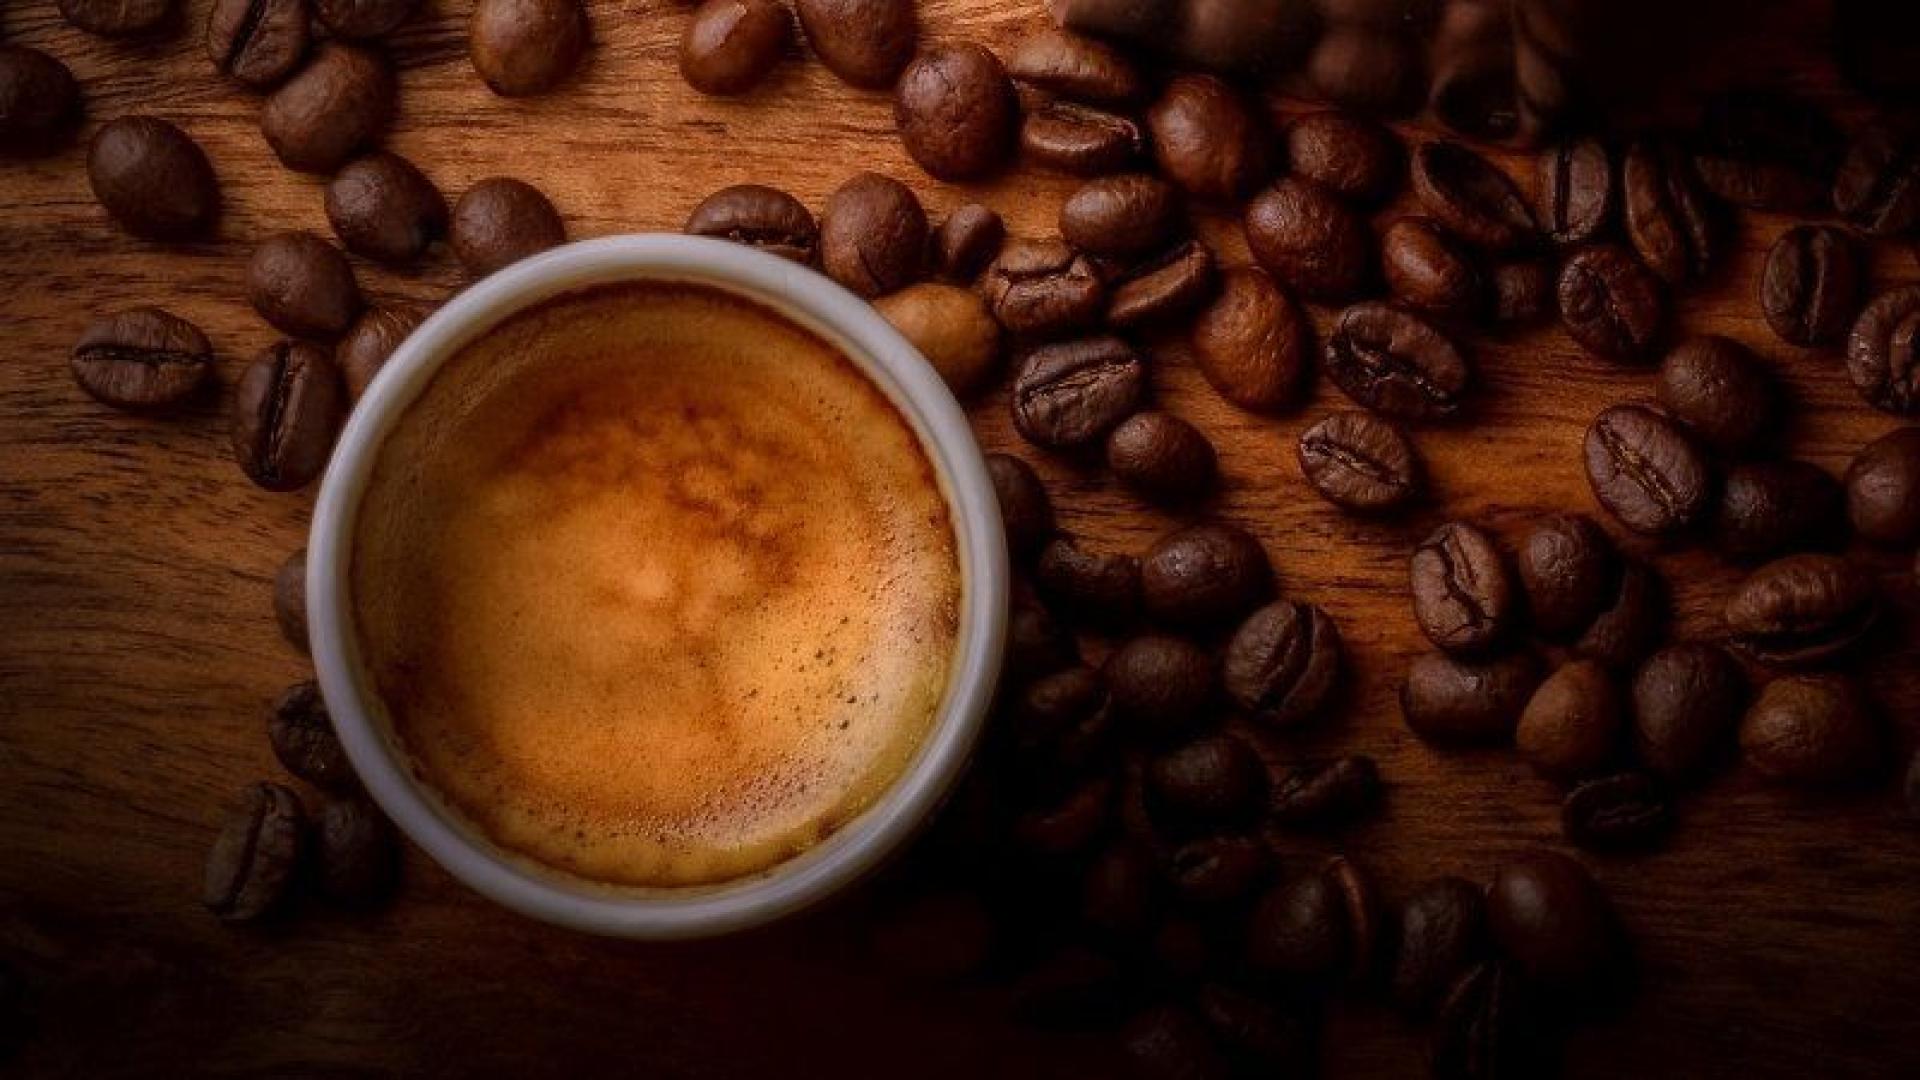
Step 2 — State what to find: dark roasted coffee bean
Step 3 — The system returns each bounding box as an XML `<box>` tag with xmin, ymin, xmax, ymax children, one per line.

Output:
<box><xmin>1012</xmin><ymin>776</ymin><xmax>1112</xmax><ymax>856</ymax></box>
<box><xmin>1411</xmin><ymin>140</ymin><xmax>1537</xmax><ymax>252</ymax></box>
<box><xmin>1059</xmin><ymin>174</ymin><xmax>1178</xmax><ymax>258</ymax></box>
<box><xmin>1006</xmin><ymin>589</ymin><xmax>1077</xmax><ymax>681</ymax></box>
<box><xmin>986</xmin><ymin>453</ymin><xmax>1054</xmax><ymax>561</ymax></box>
<box><xmin>1244</xmin><ymin>177</ymin><xmax>1373</xmax><ymax>302</ymax></box>
<box><xmin>1724</xmin><ymin>554</ymin><xmax>1877</xmax><ymax>668</ymax></box>
<box><xmin>87</xmin><ymin>118</ymin><xmax>219</xmax><ymax>241</ymax></box>
<box><xmin>1516</xmin><ymin>659</ymin><xmax>1623</xmax><ymax>782</ymax></box>
<box><xmin>1848</xmin><ymin>285</ymin><xmax>1920</xmax><ymax>416</ymax></box>
<box><xmin>1761</xmin><ymin>225</ymin><xmax>1862</xmax><ymax>348</ymax></box>
<box><xmin>1846</xmin><ymin>426</ymin><xmax>1920</xmax><ymax>546</ymax></box>
<box><xmin>1694</xmin><ymin>90</ymin><xmax>1841</xmax><ymax>211</ymax></box>
<box><xmin>1269</xmin><ymin>756</ymin><xmax>1379</xmax><ymax>828</ymax></box>
<box><xmin>1833</xmin><ymin>120</ymin><xmax>1920</xmax><ymax>235</ymax></box>
<box><xmin>1223</xmin><ymin>600</ymin><xmax>1343</xmax><ymax>728</ymax></box>
<box><xmin>1104</xmin><ymin>634</ymin><xmax>1212</xmax><ymax>743</ymax></box>
<box><xmin>679</xmin><ymin>0</ymin><xmax>789</xmax><ymax>96</ymax></box>
<box><xmin>1169</xmin><ymin>836</ymin><xmax>1272</xmax><ymax>907</ymax></box>
<box><xmin>1381</xmin><ymin>217</ymin><xmax>1483</xmax><ymax>320</ymax></box>
<box><xmin>1246</xmin><ymin>868</ymin><xmax>1349</xmax><ymax>982</ymax></box>
<box><xmin>204</xmin><ymin>782</ymin><xmax>304</xmax><ymax>923</ymax></box>
<box><xmin>896</xmin><ymin>44</ymin><xmax>1017</xmax><ymax>182</ymax></box>
<box><xmin>469</xmin><ymin>0</ymin><xmax>588</xmax><ymax>97</ymax></box>
<box><xmin>1572</xmin><ymin>559</ymin><xmax>1667</xmax><ymax>670</ymax></box>
<box><xmin>1426</xmin><ymin>0</ymin><xmax>1529</xmax><ymax>144</ymax></box>
<box><xmin>262</xmin><ymin>43</ymin><xmax>394</xmax><ymax>173</ymax></box>
<box><xmin>1537</xmin><ymin>137</ymin><xmax>1614</xmax><ymax>246</ymax></box>
<box><xmin>1656</xmin><ymin>336</ymin><xmax>1779</xmax><ymax>457</ymax></box>
<box><xmin>820</xmin><ymin>173</ymin><xmax>925</xmax><ymax>298</ymax></box>
<box><xmin>247</xmin><ymin>231</ymin><xmax>361</xmax><ymax>340</ymax></box>
<box><xmin>1630</xmin><ymin>643</ymin><xmax>1746</xmax><ymax>780</ymax></box>
<box><xmin>1005</xmin><ymin>26</ymin><xmax>1142</xmax><ymax>105</ymax></box>
<box><xmin>1149</xmin><ymin>735</ymin><xmax>1265</xmax><ymax>828</ymax></box>
<box><xmin>1010</xmin><ymin>336</ymin><xmax>1144</xmax><ymax>450</ymax></box>
<box><xmin>231</xmin><ymin>341</ymin><xmax>346</xmax><ymax>491</ymax></box>
<box><xmin>981</xmin><ymin>239</ymin><xmax>1103</xmax><ymax>338</ymax></box>
<box><xmin>1557</xmin><ymin>245</ymin><xmax>1666</xmax><ymax>362</ymax></box>
<box><xmin>274</xmin><ymin>548</ymin><xmax>308</xmax><ymax>653</ymax></box>
<box><xmin>1286</xmin><ymin>109</ymin><xmax>1404</xmax><ymax>206</ymax></box>
<box><xmin>1623</xmin><ymin>138</ymin><xmax>1720</xmax><ymax>286</ymax></box>
<box><xmin>1432</xmin><ymin>961</ymin><xmax>1546</xmax><ymax>1080</ymax></box>
<box><xmin>1327</xmin><ymin>855</ymin><xmax>1382</xmax><ymax>983</ymax></box>
<box><xmin>1583</xmin><ymin>405</ymin><xmax>1712</xmax><ymax>535</ymax></box>
<box><xmin>685</xmin><ymin>183</ymin><xmax>814</xmax><ymax>264</ymax></box>
<box><xmin>1140</xmin><ymin>522</ymin><xmax>1274</xmax><ymax>629</ymax></box>
<box><xmin>795</xmin><ymin>0</ymin><xmax>915</xmax><ymax>90</ymax></box>
<box><xmin>1306</xmin><ymin>23</ymin><xmax>1421</xmax><ymax>115</ymax></box>
<box><xmin>1716</xmin><ymin>460</ymin><xmax>1844</xmax><ymax>561</ymax></box>
<box><xmin>0</xmin><ymin>45</ymin><xmax>81</xmax><ymax>157</ymax></box>
<box><xmin>1106</xmin><ymin>411</ymin><xmax>1216</xmax><ymax>504</ymax></box>
<box><xmin>1151</xmin><ymin>918</ymin><xmax>1219</xmax><ymax>983</ymax></box>
<box><xmin>1741</xmin><ymin>674</ymin><xmax>1880</xmax><ymax>785</ymax></box>
<box><xmin>1400</xmin><ymin>649</ymin><xmax>1541</xmax><ymax>745</ymax></box>
<box><xmin>207</xmin><ymin>0</ymin><xmax>310</xmax><ymax>89</ymax></box>
<box><xmin>451</xmin><ymin>177</ymin><xmax>565</xmax><ymax>275</ymax></box>
<box><xmin>1147</xmin><ymin>74</ymin><xmax>1269</xmax><ymax>202</ymax></box>
<box><xmin>316</xmin><ymin>795</ymin><xmax>400</xmax><ymax>908</ymax></box>
<box><xmin>1297</xmin><ymin>410</ymin><xmax>1422</xmax><ymax>514</ymax></box>
<box><xmin>1410</xmin><ymin>522</ymin><xmax>1516</xmax><ymax>655</ymax></box>
<box><xmin>70</xmin><ymin>307</ymin><xmax>213</xmax><ymax>411</ymax></box>
<box><xmin>933</xmin><ymin>204</ymin><xmax>1003</xmax><ymax>282</ymax></box>
<box><xmin>1019</xmin><ymin>96</ymin><xmax>1144</xmax><ymax>175</ymax></box>
<box><xmin>1489</xmin><ymin>258</ymin><xmax>1552</xmax><ymax>326</ymax></box>
<box><xmin>1082</xmin><ymin>843</ymin><xmax>1163</xmax><ymax>938</ymax></box>
<box><xmin>1107</xmin><ymin>240</ymin><xmax>1214</xmax><ymax>329</ymax></box>
<box><xmin>1189</xmin><ymin>268</ymin><xmax>1309</xmax><ymax>414</ymax></box>
<box><xmin>1036</xmin><ymin>536</ymin><xmax>1139</xmax><ymax>624</ymax></box>
<box><xmin>1488</xmin><ymin>850</ymin><xmax>1617</xmax><ymax>987</ymax></box>
<box><xmin>1563</xmin><ymin>770</ymin><xmax>1672</xmax><ymax>851</ymax></box>
<box><xmin>338</xmin><ymin>304</ymin><xmax>424</xmax><ymax>400</ymax></box>
<box><xmin>874</xmin><ymin>283</ymin><xmax>1001</xmax><ymax>397</ymax></box>
<box><xmin>1516</xmin><ymin>514</ymin><xmax>1614</xmax><ymax>641</ymax></box>
<box><xmin>1391</xmin><ymin>877</ymin><xmax>1487</xmax><ymax>1017</ymax></box>
<box><xmin>316</xmin><ymin>0</ymin><xmax>417</xmax><ymax>39</ymax></box>
<box><xmin>1324</xmin><ymin>302</ymin><xmax>1471</xmax><ymax>421</ymax></box>
<box><xmin>59</xmin><ymin>0</ymin><xmax>173</xmax><ymax>36</ymax></box>
<box><xmin>325</xmin><ymin>152</ymin><xmax>446</xmax><ymax>264</ymax></box>
<box><xmin>1122</xmin><ymin>1004</ymin><xmax>1232</xmax><ymax>1080</ymax></box>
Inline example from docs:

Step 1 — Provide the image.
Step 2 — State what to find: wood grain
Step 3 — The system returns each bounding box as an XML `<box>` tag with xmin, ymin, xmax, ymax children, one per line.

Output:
<box><xmin>2</xmin><ymin>1</ymin><xmax>1917</xmax><ymax>1077</ymax></box>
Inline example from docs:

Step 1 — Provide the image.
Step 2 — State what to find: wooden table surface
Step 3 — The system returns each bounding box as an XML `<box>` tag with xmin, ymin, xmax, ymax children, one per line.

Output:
<box><xmin>3</xmin><ymin>1</ymin><xmax>1917</xmax><ymax>1076</ymax></box>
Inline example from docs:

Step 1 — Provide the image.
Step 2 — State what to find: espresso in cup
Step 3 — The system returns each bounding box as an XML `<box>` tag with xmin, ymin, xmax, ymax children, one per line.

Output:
<box><xmin>350</xmin><ymin>282</ymin><xmax>960</xmax><ymax>888</ymax></box>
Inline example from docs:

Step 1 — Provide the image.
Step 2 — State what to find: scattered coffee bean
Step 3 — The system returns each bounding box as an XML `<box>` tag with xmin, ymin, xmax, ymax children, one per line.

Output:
<box><xmin>1694</xmin><ymin>90</ymin><xmax>1841</xmax><ymax>211</ymax></box>
<box><xmin>874</xmin><ymin>283</ymin><xmax>1001</xmax><ymax>397</ymax></box>
<box><xmin>1847</xmin><ymin>285</ymin><xmax>1920</xmax><ymax>416</ymax></box>
<box><xmin>1832</xmin><ymin>120</ymin><xmax>1920</xmax><ymax>235</ymax></box>
<box><xmin>1390</xmin><ymin>877</ymin><xmax>1487</xmax><ymax>1017</ymax></box>
<box><xmin>1401</xmin><ymin>648</ymin><xmax>1541</xmax><ymax>745</ymax></box>
<box><xmin>316</xmin><ymin>0</ymin><xmax>417</xmax><ymax>39</ymax></box>
<box><xmin>1036</xmin><ymin>536</ymin><xmax>1139</xmax><ymax>624</ymax></box>
<box><xmin>1411</xmin><ymin>140</ymin><xmax>1537</xmax><ymax>252</ymax></box>
<box><xmin>262</xmin><ymin>42</ymin><xmax>394</xmax><ymax>173</ymax></box>
<box><xmin>1005</xmin><ymin>591</ymin><xmax>1078</xmax><ymax>682</ymax></box>
<box><xmin>1306</xmin><ymin>23</ymin><xmax>1422</xmax><ymax>115</ymax></box>
<box><xmin>1010</xmin><ymin>335</ymin><xmax>1145</xmax><ymax>450</ymax></box>
<box><xmin>1325</xmin><ymin>302</ymin><xmax>1472</xmax><ymax>421</ymax></box>
<box><xmin>1019</xmin><ymin>96</ymin><xmax>1145</xmax><ymax>175</ymax></box>
<box><xmin>1005</xmin><ymin>26</ymin><xmax>1142</xmax><ymax>105</ymax></box>
<box><xmin>447</xmin><ymin>176</ymin><xmax>564</xmax><ymax>275</ymax></box>
<box><xmin>274</xmin><ymin>548</ymin><xmax>308</xmax><ymax>653</ymax></box>
<box><xmin>230</xmin><ymin>340</ymin><xmax>347</xmax><ymax>491</ymax></box>
<box><xmin>1297</xmin><ymin>410</ymin><xmax>1423</xmax><ymax>514</ymax></box>
<box><xmin>316</xmin><ymin>796</ymin><xmax>400</xmax><ymax>908</ymax></box>
<box><xmin>1246</xmin><ymin>867</ymin><xmax>1350</xmax><ymax>982</ymax></box>
<box><xmin>1327</xmin><ymin>855</ymin><xmax>1382</xmax><ymax>984</ymax></box>
<box><xmin>1012</xmin><ymin>666</ymin><xmax>1109</xmax><ymax>779</ymax></box>
<box><xmin>1845</xmin><ymin>426</ymin><xmax>1920</xmax><ymax>546</ymax></box>
<box><xmin>1381</xmin><ymin>216</ymin><xmax>1483</xmax><ymax>321</ymax></box>
<box><xmin>87</xmin><ymin>117</ymin><xmax>219</xmax><ymax>241</ymax></box>
<box><xmin>1122</xmin><ymin>1004</ymin><xmax>1231</xmax><ymax>1080</ymax></box>
<box><xmin>1082</xmin><ymin>843</ymin><xmax>1163</xmax><ymax>939</ymax></box>
<box><xmin>1105</xmin><ymin>635</ymin><xmax>1214</xmax><ymax>743</ymax></box>
<box><xmin>1623</xmin><ymin>138</ymin><xmax>1720</xmax><ymax>286</ymax></box>
<box><xmin>1583</xmin><ymin>404</ymin><xmax>1712</xmax><ymax>535</ymax></box>
<box><xmin>1516</xmin><ymin>514</ymin><xmax>1614</xmax><ymax>640</ymax></box>
<box><xmin>1410</xmin><ymin>522</ymin><xmax>1516</xmax><ymax>655</ymax></box>
<box><xmin>981</xmin><ymin>239</ymin><xmax>1104</xmax><ymax>338</ymax></box>
<box><xmin>1715</xmin><ymin>460</ymin><xmax>1845</xmax><ymax>561</ymax></box>
<box><xmin>1150</xmin><ymin>734</ymin><xmax>1266</xmax><ymax>829</ymax></box>
<box><xmin>684</xmin><ymin>182</ymin><xmax>813</xmax><ymax>264</ymax></box>
<box><xmin>1286</xmin><ymin>109</ymin><xmax>1404</xmax><ymax>206</ymax></box>
<box><xmin>1741</xmin><ymin>673</ymin><xmax>1881</xmax><ymax>785</ymax></box>
<box><xmin>1170</xmin><ymin>836</ymin><xmax>1271</xmax><ymax>907</ymax></box>
<box><xmin>1188</xmin><ymin>268</ymin><xmax>1309</xmax><ymax>414</ymax></box>
<box><xmin>1245</xmin><ymin>177</ymin><xmax>1374</xmax><ymax>302</ymax></box>
<box><xmin>986</xmin><ymin>454</ymin><xmax>1053</xmax><ymax>562</ymax></box>
<box><xmin>820</xmin><ymin>172</ymin><xmax>925</xmax><ymax>298</ymax></box>
<box><xmin>1060</xmin><ymin>173</ymin><xmax>1179</xmax><ymax>258</ymax></box>
<box><xmin>0</xmin><ymin>45</ymin><xmax>81</xmax><ymax>157</ymax></box>
<box><xmin>1105</xmin><ymin>411</ymin><xmax>1216</xmax><ymax>505</ymax></box>
<box><xmin>1488</xmin><ymin>849</ymin><xmax>1617</xmax><ymax>987</ymax></box>
<box><xmin>1656</xmin><ymin>336</ymin><xmax>1778</xmax><ymax>457</ymax></box>
<box><xmin>679</xmin><ymin>0</ymin><xmax>790</xmax><ymax>96</ymax></box>
<box><xmin>1557</xmin><ymin>244</ymin><xmax>1666</xmax><ymax>362</ymax></box>
<box><xmin>933</xmin><ymin>204</ymin><xmax>1003</xmax><ymax>282</ymax></box>
<box><xmin>1724</xmin><ymin>553</ymin><xmax>1877</xmax><ymax>667</ymax></box>
<box><xmin>1270</xmin><ymin>756</ymin><xmax>1379</xmax><ymax>828</ymax></box>
<box><xmin>1572</xmin><ymin>559</ymin><xmax>1667</xmax><ymax>671</ymax></box>
<box><xmin>1761</xmin><ymin>225</ymin><xmax>1861</xmax><ymax>348</ymax></box>
<box><xmin>59</xmin><ymin>0</ymin><xmax>173</xmax><ymax>37</ymax></box>
<box><xmin>795</xmin><ymin>0</ymin><xmax>915</xmax><ymax>90</ymax></box>
<box><xmin>1432</xmin><ymin>961</ymin><xmax>1547</xmax><ymax>1080</ymax></box>
<box><xmin>337</xmin><ymin>304</ymin><xmax>424</xmax><ymax>400</ymax></box>
<box><xmin>1107</xmin><ymin>239</ymin><xmax>1215</xmax><ymax>329</ymax></box>
<box><xmin>70</xmin><ymin>307</ymin><xmax>213</xmax><ymax>411</ymax></box>
<box><xmin>206</xmin><ymin>0</ymin><xmax>311</xmax><ymax>89</ymax></box>
<box><xmin>1631</xmin><ymin>643</ymin><xmax>1745</xmax><ymax>780</ymax></box>
<box><xmin>1563</xmin><ymin>770</ymin><xmax>1672</xmax><ymax>852</ymax></box>
<box><xmin>1537</xmin><ymin>137</ymin><xmax>1614</xmax><ymax>246</ymax></box>
<box><xmin>895</xmin><ymin>44</ymin><xmax>1017</xmax><ymax>181</ymax></box>
<box><xmin>1147</xmin><ymin>74</ymin><xmax>1269</xmax><ymax>202</ymax></box>
<box><xmin>325</xmin><ymin>152</ymin><xmax>446</xmax><ymax>264</ymax></box>
<box><xmin>1223</xmin><ymin>600</ymin><xmax>1343</xmax><ymax>728</ymax></box>
<box><xmin>204</xmin><ymin>782</ymin><xmax>304</xmax><ymax>923</ymax></box>
<box><xmin>1516</xmin><ymin>660</ymin><xmax>1623</xmax><ymax>782</ymax></box>
<box><xmin>247</xmin><ymin>231</ymin><xmax>361</xmax><ymax>340</ymax></box>
<box><xmin>1140</xmin><ymin>522</ymin><xmax>1274</xmax><ymax>629</ymax></box>
<box><xmin>1489</xmin><ymin>258</ymin><xmax>1552</xmax><ymax>326</ymax></box>
<box><xmin>469</xmin><ymin>0</ymin><xmax>588</xmax><ymax>97</ymax></box>
<box><xmin>1427</xmin><ymin>0</ymin><xmax>1533</xmax><ymax>143</ymax></box>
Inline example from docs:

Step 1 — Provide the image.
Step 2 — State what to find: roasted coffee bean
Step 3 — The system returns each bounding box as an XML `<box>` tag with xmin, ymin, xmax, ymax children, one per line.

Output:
<box><xmin>1012</xmin><ymin>776</ymin><xmax>1113</xmax><ymax>857</ymax></box>
<box><xmin>1833</xmin><ymin>120</ymin><xmax>1920</xmax><ymax>235</ymax></box>
<box><xmin>1623</xmin><ymin>138</ymin><xmax>1720</xmax><ymax>286</ymax></box>
<box><xmin>1537</xmin><ymin>137</ymin><xmax>1614</xmax><ymax>246</ymax></box>
<box><xmin>1297</xmin><ymin>410</ymin><xmax>1422</xmax><ymax>514</ymax></box>
<box><xmin>1724</xmin><ymin>554</ymin><xmax>1878</xmax><ymax>667</ymax></box>
<box><xmin>1563</xmin><ymin>770</ymin><xmax>1672</xmax><ymax>851</ymax></box>
<box><xmin>1106</xmin><ymin>411</ymin><xmax>1216</xmax><ymax>504</ymax></box>
<box><xmin>1036</xmin><ymin>536</ymin><xmax>1139</xmax><ymax>624</ymax></box>
<box><xmin>1848</xmin><ymin>285</ymin><xmax>1920</xmax><ymax>416</ymax></box>
<box><xmin>316</xmin><ymin>796</ymin><xmax>400</xmax><ymax>908</ymax></box>
<box><xmin>204</xmin><ymin>782</ymin><xmax>304</xmax><ymax>923</ymax></box>
<box><xmin>1656</xmin><ymin>336</ymin><xmax>1779</xmax><ymax>457</ymax></box>
<box><xmin>1716</xmin><ymin>460</ymin><xmax>1845</xmax><ymax>561</ymax></box>
<box><xmin>1741</xmin><ymin>674</ymin><xmax>1880</xmax><ymax>785</ymax></box>
<box><xmin>1324</xmin><ymin>302</ymin><xmax>1471</xmax><ymax>421</ymax></box>
<box><xmin>1411</xmin><ymin>140</ymin><xmax>1537</xmax><ymax>252</ymax></box>
<box><xmin>1488</xmin><ymin>849</ymin><xmax>1617</xmax><ymax>987</ymax></box>
<box><xmin>1556</xmin><ymin>245</ymin><xmax>1666</xmax><ymax>362</ymax></box>
<box><xmin>247</xmin><ymin>231</ymin><xmax>361</xmax><ymax>339</ymax></box>
<box><xmin>59</xmin><ymin>0</ymin><xmax>173</xmax><ymax>36</ymax></box>
<box><xmin>0</xmin><ymin>45</ymin><xmax>81</xmax><ymax>157</ymax></box>
<box><xmin>819</xmin><ymin>173</ymin><xmax>925</xmax><ymax>298</ymax></box>
<box><xmin>1583</xmin><ymin>405</ymin><xmax>1712</xmax><ymax>535</ymax></box>
<box><xmin>867</xmin><ymin>891</ymin><xmax>995</xmax><ymax>983</ymax></box>
<box><xmin>1381</xmin><ymin>217</ymin><xmax>1483</xmax><ymax>320</ymax></box>
<box><xmin>679</xmin><ymin>0</ymin><xmax>789</xmax><ymax>96</ymax></box>
<box><xmin>986</xmin><ymin>454</ymin><xmax>1054</xmax><ymax>561</ymax></box>
<box><xmin>875</xmin><ymin>284</ymin><xmax>1001</xmax><ymax>397</ymax></box>
<box><xmin>1432</xmin><ymin>961</ymin><xmax>1547</xmax><ymax>1080</ymax></box>
<box><xmin>1305</xmin><ymin>23</ymin><xmax>1421</xmax><ymax>115</ymax></box>
<box><xmin>449</xmin><ymin>177</ymin><xmax>565</xmax><ymax>275</ymax></box>
<box><xmin>1515</xmin><ymin>660</ymin><xmax>1623</xmax><ymax>782</ymax></box>
<box><xmin>795</xmin><ymin>0</ymin><xmax>915</xmax><ymax>90</ymax></box>
<box><xmin>1244</xmin><ymin>177</ymin><xmax>1373</xmax><ymax>302</ymax></box>
<box><xmin>1104</xmin><ymin>635</ymin><xmax>1213</xmax><ymax>742</ymax></box>
<box><xmin>1122</xmin><ymin>1005</ymin><xmax>1232</xmax><ymax>1080</ymax></box>
<box><xmin>1147</xmin><ymin>74</ymin><xmax>1269</xmax><ymax>202</ymax></box>
<box><xmin>1006</xmin><ymin>591</ymin><xmax>1078</xmax><ymax>681</ymax></box>
<box><xmin>316</xmin><ymin>0</ymin><xmax>417</xmax><ymax>39</ymax></box>
<box><xmin>1328</xmin><ymin>855</ymin><xmax>1382</xmax><ymax>985</ymax></box>
<box><xmin>1059</xmin><ymin>174</ymin><xmax>1179</xmax><ymax>258</ymax></box>
<box><xmin>1694</xmin><ymin>90</ymin><xmax>1841</xmax><ymax>211</ymax></box>
<box><xmin>1246</xmin><ymin>868</ymin><xmax>1350</xmax><ymax>982</ymax></box>
<box><xmin>1005</xmin><ymin>26</ymin><xmax>1142</xmax><ymax>105</ymax></box>
<box><xmin>1516</xmin><ymin>514</ymin><xmax>1614</xmax><ymax>640</ymax></box>
<box><xmin>231</xmin><ymin>341</ymin><xmax>347</xmax><ymax>491</ymax></box>
<box><xmin>1846</xmin><ymin>426</ymin><xmax>1920</xmax><ymax>546</ymax></box>
<box><xmin>206</xmin><ymin>0</ymin><xmax>310</xmax><ymax>89</ymax></box>
<box><xmin>70</xmin><ymin>307</ymin><xmax>213</xmax><ymax>411</ymax></box>
<box><xmin>1400</xmin><ymin>649</ymin><xmax>1541</xmax><ymax>745</ymax></box>
<box><xmin>1140</xmin><ymin>522</ymin><xmax>1274</xmax><ymax>629</ymax></box>
<box><xmin>980</xmin><ymin>239</ymin><xmax>1104</xmax><ymax>338</ymax></box>
<box><xmin>895</xmin><ymin>44</ymin><xmax>1017</xmax><ymax>182</ymax></box>
<box><xmin>1150</xmin><ymin>919</ymin><xmax>1217</xmax><ymax>983</ymax></box>
<box><xmin>325</xmin><ymin>152</ymin><xmax>446</xmax><ymax>264</ymax></box>
<box><xmin>337</xmin><ymin>304</ymin><xmax>424</xmax><ymax>400</ymax></box>
<box><xmin>262</xmin><ymin>43</ymin><xmax>394</xmax><ymax>173</ymax></box>
<box><xmin>274</xmin><ymin>548</ymin><xmax>308</xmax><ymax>653</ymax></box>
<box><xmin>1410</xmin><ymin>522</ymin><xmax>1516</xmax><ymax>655</ymax></box>
<box><xmin>1761</xmin><ymin>225</ymin><xmax>1861</xmax><ymax>348</ymax></box>
<box><xmin>933</xmin><ymin>204</ymin><xmax>1003</xmax><ymax>282</ymax></box>
<box><xmin>1010</xmin><ymin>336</ymin><xmax>1144</xmax><ymax>450</ymax></box>
<box><xmin>1390</xmin><ymin>877</ymin><xmax>1487</xmax><ymax>1017</ymax></box>
<box><xmin>1170</xmin><ymin>836</ymin><xmax>1271</xmax><ymax>907</ymax></box>
<box><xmin>1107</xmin><ymin>240</ymin><xmax>1215</xmax><ymax>329</ymax></box>
<box><xmin>1572</xmin><ymin>559</ymin><xmax>1667</xmax><ymax>671</ymax></box>
<box><xmin>1286</xmin><ymin>110</ymin><xmax>1403</xmax><ymax>207</ymax></box>
<box><xmin>469</xmin><ymin>0</ymin><xmax>588</xmax><ymax>97</ymax></box>
<box><xmin>1489</xmin><ymin>258</ymin><xmax>1552</xmax><ymax>325</ymax></box>
<box><xmin>1019</xmin><ymin>96</ymin><xmax>1144</xmax><ymax>175</ymax></box>
<box><xmin>1269</xmin><ymin>756</ymin><xmax>1379</xmax><ymax>828</ymax></box>
<box><xmin>1426</xmin><ymin>0</ymin><xmax>1530</xmax><ymax>144</ymax></box>
<box><xmin>684</xmin><ymin>183</ymin><xmax>814</xmax><ymax>264</ymax></box>
<box><xmin>87</xmin><ymin>118</ymin><xmax>219</xmax><ymax>241</ymax></box>
<box><xmin>1149</xmin><ymin>735</ymin><xmax>1266</xmax><ymax>828</ymax></box>
<box><xmin>1223</xmin><ymin>600</ymin><xmax>1343</xmax><ymax>728</ymax></box>
<box><xmin>1630</xmin><ymin>643</ymin><xmax>1746</xmax><ymax>779</ymax></box>
<box><xmin>1082</xmin><ymin>843</ymin><xmax>1163</xmax><ymax>939</ymax></box>
<box><xmin>1013</xmin><ymin>667</ymin><xmax>1109</xmax><ymax>777</ymax></box>
<box><xmin>1188</xmin><ymin>268</ymin><xmax>1309</xmax><ymax>414</ymax></box>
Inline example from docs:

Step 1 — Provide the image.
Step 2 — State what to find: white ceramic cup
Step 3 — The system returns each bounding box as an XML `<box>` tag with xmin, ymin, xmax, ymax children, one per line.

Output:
<box><xmin>306</xmin><ymin>234</ymin><xmax>1008</xmax><ymax>939</ymax></box>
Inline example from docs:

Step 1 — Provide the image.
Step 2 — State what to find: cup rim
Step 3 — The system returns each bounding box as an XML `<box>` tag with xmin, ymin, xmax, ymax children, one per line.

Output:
<box><xmin>307</xmin><ymin>234</ymin><xmax>1007</xmax><ymax>939</ymax></box>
